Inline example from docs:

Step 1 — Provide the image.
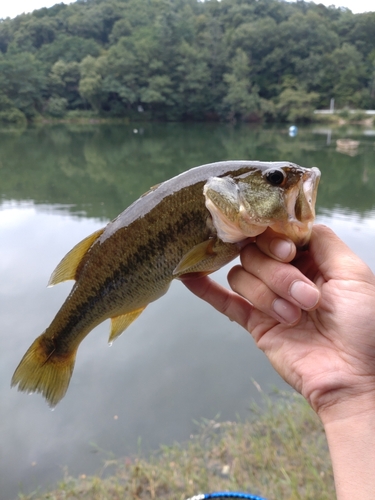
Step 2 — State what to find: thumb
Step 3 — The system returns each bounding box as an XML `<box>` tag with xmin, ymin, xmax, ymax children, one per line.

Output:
<box><xmin>309</xmin><ymin>225</ymin><xmax>372</xmax><ymax>282</ymax></box>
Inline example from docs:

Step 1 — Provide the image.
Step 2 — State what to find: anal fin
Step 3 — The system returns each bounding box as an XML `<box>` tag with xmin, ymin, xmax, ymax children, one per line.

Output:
<box><xmin>109</xmin><ymin>307</ymin><xmax>147</xmax><ymax>343</ymax></box>
<box><xmin>48</xmin><ymin>228</ymin><xmax>104</xmax><ymax>286</ymax></box>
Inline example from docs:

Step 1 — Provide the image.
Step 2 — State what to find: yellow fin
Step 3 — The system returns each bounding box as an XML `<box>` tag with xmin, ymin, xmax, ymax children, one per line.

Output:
<box><xmin>173</xmin><ymin>239</ymin><xmax>240</xmax><ymax>277</ymax></box>
<box><xmin>109</xmin><ymin>307</ymin><xmax>147</xmax><ymax>343</ymax></box>
<box><xmin>11</xmin><ymin>334</ymin><xmax>77</xmax><ymax>408</ymax></box>
<box><xmin>48</xmin><ymin>228</ymin><xmax>104</xmax><ymax>286</ymax></box>
<box><xmin>173</xmin><ymin>239</ymin><xmax>216</xmax><ymax>276</ymax></box>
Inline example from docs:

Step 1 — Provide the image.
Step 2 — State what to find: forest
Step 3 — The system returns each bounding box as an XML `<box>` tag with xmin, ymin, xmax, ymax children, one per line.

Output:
<box><xmin>0</xmin><ymin>0</ymin><xmax>374</xmax><ymax>124</ymax></box>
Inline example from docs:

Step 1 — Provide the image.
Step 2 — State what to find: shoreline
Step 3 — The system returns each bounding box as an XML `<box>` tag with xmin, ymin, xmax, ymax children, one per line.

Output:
<box><xmin>21</xmin><ymin>394</ymin><xmax>334</xmax><ymax>500</ymax></box>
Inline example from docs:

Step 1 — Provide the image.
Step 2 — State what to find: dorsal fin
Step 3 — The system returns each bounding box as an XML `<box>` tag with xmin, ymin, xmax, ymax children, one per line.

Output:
<box><xmin>48</xmin><ymin>228</ymin><xmax>104</xmax><ymax>286</ymax></box>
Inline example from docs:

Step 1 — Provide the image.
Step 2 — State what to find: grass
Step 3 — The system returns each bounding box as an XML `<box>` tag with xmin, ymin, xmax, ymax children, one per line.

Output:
<box><xmin>20</xmin><ymin>393</ymin><xmax>335</xmax><ymax>500</ymax></box>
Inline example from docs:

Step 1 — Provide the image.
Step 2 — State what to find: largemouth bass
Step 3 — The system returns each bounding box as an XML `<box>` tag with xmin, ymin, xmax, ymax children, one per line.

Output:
<box><xmin>11</xmin><ymin>161</ymin><xmax>320</xmax><ymax>406</ymax></box>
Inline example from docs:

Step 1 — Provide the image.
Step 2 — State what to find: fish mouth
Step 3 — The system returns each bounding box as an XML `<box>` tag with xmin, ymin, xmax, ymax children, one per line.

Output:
<box><xmin>283</xmin><ymin>167</ymin><xmax>321</xmax><ymax>246</ymax></box>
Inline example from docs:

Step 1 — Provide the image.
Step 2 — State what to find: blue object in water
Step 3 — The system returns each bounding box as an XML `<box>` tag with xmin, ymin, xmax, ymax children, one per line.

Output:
<box><xmin>289</xmin><ymin>125</ymin><xmax>298</xmax><ymax>137</ymax></box>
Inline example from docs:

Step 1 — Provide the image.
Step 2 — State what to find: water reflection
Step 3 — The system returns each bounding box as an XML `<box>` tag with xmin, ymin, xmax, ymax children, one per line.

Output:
<box><xmin>0</xmin><ymin>123</ymin><xmax>374</xmax><ymax>498</ymax></box>
<box><xmin>1</xmin><ymin>204</ymin><xmax>288</xmax><ymax>497</ymax></box>
<box><xmin>1</xmin><ymin>123</ymin><xmax>375</xmax><ymax>219</ymax></box>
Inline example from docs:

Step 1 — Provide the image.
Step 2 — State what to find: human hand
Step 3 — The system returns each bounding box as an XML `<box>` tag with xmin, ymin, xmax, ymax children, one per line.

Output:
<box><xmin>183</xmin><ymin>225</ymin><xmax>375</xmax><ymax>423</ymax></box>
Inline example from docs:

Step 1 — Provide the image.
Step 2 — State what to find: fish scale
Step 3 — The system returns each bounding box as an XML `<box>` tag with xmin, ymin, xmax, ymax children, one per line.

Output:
<box><xmin>11</xmin><ymin>160</ymin><xmax>320</xmax><ymax>407</ymax></box>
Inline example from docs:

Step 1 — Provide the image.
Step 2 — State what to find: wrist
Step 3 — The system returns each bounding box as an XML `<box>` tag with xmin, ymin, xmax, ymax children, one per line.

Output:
<box><xmin>321</xmin><ymin>401</ymin><xmax>375</xmax><ymax>500</ymax></box>
<box><xmin>316</xmin><ymin>389</ymin><xmax>375</xmax><ymax>426</ymax></box>
<box><xmin>302</xmin><ymin>369</ymin><xmax>375</xmax><ymax>425</ymax></box>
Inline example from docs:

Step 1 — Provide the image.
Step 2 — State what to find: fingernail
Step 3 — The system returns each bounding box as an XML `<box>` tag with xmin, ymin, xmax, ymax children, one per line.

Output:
<box><xmin>270</xmin><ymin>238</ymin><xmax>293</xmax><ymax>261</ymax></box>
<box><xmin>290</xmin><ymin>280</ymin><xmax>320</xmax><ymax>309</ymax></box>
<box><xmin>273</xmin><ymin>298</ymin><xmax>300</xmax><ymax>324</ymax></box>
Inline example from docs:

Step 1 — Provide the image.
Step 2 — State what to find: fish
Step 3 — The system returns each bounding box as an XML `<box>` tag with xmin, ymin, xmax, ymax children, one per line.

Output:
<box><xmin>11</xmin><ymin>160</ymin><xmax>320</xmax><ymax>406</ymax></box>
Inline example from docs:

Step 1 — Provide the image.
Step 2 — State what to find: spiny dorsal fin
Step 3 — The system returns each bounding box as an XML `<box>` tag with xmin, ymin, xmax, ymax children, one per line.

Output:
<box><xmin>48</xmin><ymin>228</ymin><xmax>104</xmax><ymax>286</ymax></box>
<box><xmin>109</xmin><ymin>307</ymin><xmax>147</xmax><ymax>343</ymax></box>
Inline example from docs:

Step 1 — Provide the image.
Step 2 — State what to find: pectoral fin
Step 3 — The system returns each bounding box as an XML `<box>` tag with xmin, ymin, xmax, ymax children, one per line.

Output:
<box><xmin>173</xmin><ymin>238</ymin><xmax>240</xmax><ymax>278</ymax></box>
<box><xmin>109</xmin><ymin>307</ymin><xmax>147</xmax><ymax>343</ymax></box>
<box><xmin>48</xmin><ymin>228</ymin><xmax>104</xmax><ymax>286</ymax></box>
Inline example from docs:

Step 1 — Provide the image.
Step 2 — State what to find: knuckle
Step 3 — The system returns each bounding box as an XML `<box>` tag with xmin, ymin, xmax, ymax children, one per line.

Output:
<box><xmin>270</xmin><ymin>266</ymin><xmax>293</xmax><ymax>290</ymax></box>
<box><xmin>220</xmin><ymin>294</ymin><xmax>234</xmax><ymax>317</ymax></box>
<box><xmin>239</xmin><ymin>244</ymin><xmax>257</xmax><ymax>269</ymax></box>
<box><xmin>251</xmin><ymin>279</ymin><xmax>269</xmax><ymax>304</ymax></box>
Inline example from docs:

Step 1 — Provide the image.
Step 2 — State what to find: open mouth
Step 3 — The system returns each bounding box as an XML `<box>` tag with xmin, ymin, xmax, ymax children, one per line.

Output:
<box><xmin>283</xmin><ymin>167</ymin><xmax>320</xmax><ymax>246</ymax></box>
<box><xmin>287</xmin><ymin>168</ymin><xmax>320</xmax><ymax>224</ymax></box>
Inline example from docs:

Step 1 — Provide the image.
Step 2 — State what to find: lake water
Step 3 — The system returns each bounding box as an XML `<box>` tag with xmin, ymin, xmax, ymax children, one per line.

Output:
<box><xmin>0</xmin><ymin>123</ymin><xmax>374</xmax><ymax>498</ymax></box>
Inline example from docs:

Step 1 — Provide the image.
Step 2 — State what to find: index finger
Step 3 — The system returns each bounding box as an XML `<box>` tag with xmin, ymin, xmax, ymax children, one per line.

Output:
<box><xmin>181</xmin><ymin>275</ymin><xmax>256</xmax><ymax>330</ymax></box>
<box><xmin>255</xmin><ymin>228</ymin><xmax>297</xmax><ymax>262</ymax></box>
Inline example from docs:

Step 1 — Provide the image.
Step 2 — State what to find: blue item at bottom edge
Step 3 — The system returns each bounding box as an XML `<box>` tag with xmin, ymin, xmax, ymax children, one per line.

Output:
<box><xmin>185</xmin><ymin>492</ymin><xmax>268</xmax><ymax>500</ymax></box>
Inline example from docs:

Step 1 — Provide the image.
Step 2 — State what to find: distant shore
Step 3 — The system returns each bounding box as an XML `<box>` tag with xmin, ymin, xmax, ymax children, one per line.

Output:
<box><xmin>2</xmin><ymin>109</ymin><xmax>373</xmax><ymax>128</ymax></box>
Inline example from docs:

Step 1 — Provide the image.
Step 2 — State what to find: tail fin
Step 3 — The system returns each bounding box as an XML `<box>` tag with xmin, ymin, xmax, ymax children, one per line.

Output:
<box><xmin>11</xmin><ymin>334</ymin><xmax>77</xmax><ymax>408</ymax></box>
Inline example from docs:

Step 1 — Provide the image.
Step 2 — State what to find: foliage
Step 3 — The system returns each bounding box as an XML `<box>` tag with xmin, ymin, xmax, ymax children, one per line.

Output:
<box><xmin>0</xmin><ymin>0</ymin><xmax>374</xmax><ymax>122</ymax></box>
<box><xmin>277</xmin><ymin>85</ymin><xmax>320</xmax><ymax>123</ymax></box>
<box><xmin>46</xmin><ymin>96</ymin><xmax>68</xmax><ymax>117</ymax></box>
<box><xmin>222</xmin><ymin>48</ymin><xmax>263</xmax><ymax>121</ymax></box>
<box><xmin>0</xmin><ymin>93</ymin><xmax>27</xmax><ymax>125</ymax></box>
<box><xmin>0</xmin><ymin>51</ymin><xmax>45</xmax><ymax>118</ymax></box>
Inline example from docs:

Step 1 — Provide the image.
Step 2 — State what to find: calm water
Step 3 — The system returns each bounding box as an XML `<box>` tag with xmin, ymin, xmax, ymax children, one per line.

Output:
<box><xmin>0</xmin><ymin>123</ymin><xmax>374</xmax><ymax>498</ymax></box>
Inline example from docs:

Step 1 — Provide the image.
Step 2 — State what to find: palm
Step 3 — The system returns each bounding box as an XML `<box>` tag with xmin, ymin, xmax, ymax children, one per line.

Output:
<box><xmin>242</xmin><ymin>269</ymin><xmax>375</xmax><ymax>411</ymax></box>
<box><xmin>183</xmin><ymin>225</ymin><xmax>375</xmax><ymax>413</ymax></box>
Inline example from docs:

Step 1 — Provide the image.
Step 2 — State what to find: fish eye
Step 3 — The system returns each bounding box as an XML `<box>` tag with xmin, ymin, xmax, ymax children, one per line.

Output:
<box><xmin>265</xmin><ymin>169</ymin><xmax>286</xmax><ymax>186</ymax></box>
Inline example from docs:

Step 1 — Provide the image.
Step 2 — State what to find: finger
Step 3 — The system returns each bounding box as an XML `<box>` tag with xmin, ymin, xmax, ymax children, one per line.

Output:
<box><xmin>228</xmin><ymin>265</ymin><xmax>302</xmax><ymax>325</ymax></box>
<box><xmin>181</xmin><ymin>275</ymin><xmax>255</xmax><ymax>330</ymax></box>
<box><xmin>291</xmin><ymin>251</ymin><xmax>320</xmax><ymax>284</ymax></box>
<box><xmin>182</xmin><ymin>275</ymin><xmax>281</xmax><ymax>342</ymax></box>
<box><xmin>255</xmin><ymin>228</ymin><xmax>297</xmax><ymax>262</ymax></box>
<box><xmin>309</xmin><ymin>225</ymin><xmax>374</xmax><ymax>282</ymax></box>
<box><xmin>239</xmin><ymin>244</ymin><xmax>320</xmax><ymax>311</ymax></box>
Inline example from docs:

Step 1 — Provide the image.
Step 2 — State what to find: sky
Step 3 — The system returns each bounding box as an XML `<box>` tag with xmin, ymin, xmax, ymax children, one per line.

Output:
<box><xmin>0</xmin><ymin>0</ymin><xmax>374</xmax><ymax>19</ymax></box>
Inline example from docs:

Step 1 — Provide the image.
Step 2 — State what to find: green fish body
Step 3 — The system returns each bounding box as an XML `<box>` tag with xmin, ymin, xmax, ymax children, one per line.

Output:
<box><xmin>11</xmin><ymin>161</ymin><xmax>320</xmax><ymax>406</ymax></box>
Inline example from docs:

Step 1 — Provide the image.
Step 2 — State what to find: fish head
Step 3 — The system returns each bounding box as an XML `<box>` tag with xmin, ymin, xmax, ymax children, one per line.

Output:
<box><xmin>203</xmin><ymin>163</ymin><xmax>320</xmax><ymax>247</ymax></box>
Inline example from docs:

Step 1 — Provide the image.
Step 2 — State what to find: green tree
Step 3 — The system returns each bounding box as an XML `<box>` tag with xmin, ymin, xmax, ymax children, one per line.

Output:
<box><xmin>276</xmin><ymin>84</ymin><xmax>319</xmax><ymax>122</ymax></box>
<box><xmin>0</xmin><ymin>19</ymin><xmax>13</xmax><ymax>53</ymax></box>
<box><xmin>337</xmin><ymin>12</ymin><xmax>375</xmax><ymax>59</ymax></box>
<box><xmin>175</xmin><ymin>41</ymin><xmax>211</xmax><ymax>120</ymax></box>
<box><xmin>0</xmin><ymin>52</ymin><xmax>45</xmax><ymax>118</ymax></box>
<box><xmin>79</xmin><ymin>55</ymin><xmax>105</xmax><ymax>112</ymax></box>
<box><xmin>66</xmin><ymin>2</ymin><xmax>123</xmax><ymax>43</ymax></box>
<box><xmin>37</xmin><ymin>34</ymin><xmax>101</xmax><ymax>64</ymax></box>
<box><xmin>46</xmin><ymin>96</ymin><xmax>68</xmax><ymax>117</ymax></box>
<box><xmin>0</xmin><ymin>93</ymin><xmax>27</xmax><ymax>125</ymax></box>
<box><xmin>327</xmin><ymin>43</ymin><xmax>368</xmax><ymax>107</ymax></box>
<box><xmin>48</xmin><ymin>60</ymin><xmax>83</xmax><ymax>109</ymax></box>
<box><xmin>11</xmin><ymin>16</ymin><xmax>57</xmax><ymax>51</ymax></box>
<box><xmin>222</xmin><ymin>48</ymin><xmax>262</xmax><ymax>121</ymax></box>
<box><xmin>109</xmin><ymin>18</ymin><xmax>132</xmax><ymax>44</ymax></box>
<box><xmin>0</xmin><ymin>0</ymin><xmax>374</xmax><ymax>122</ymax></box>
